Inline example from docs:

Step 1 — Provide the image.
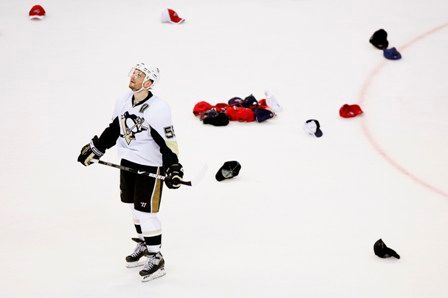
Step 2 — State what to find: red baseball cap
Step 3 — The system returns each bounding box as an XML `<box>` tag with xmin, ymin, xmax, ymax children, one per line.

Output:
<box><xmin>258</xmin><ymin>99</ymin><xmax>269</xmax><ymax>109</ymax></box>
<box><xmin>226</xmin><ymin>106</ymin><xmax>255</xmax><ymax>122</ymax></box>
<box><xmin>193</xmin><ymin>101</ymin><xmax>213</xmax><ymax>116</ymax></box>
<box><xmin>29</xmin><ymin>4</ymin><xmax>46</xmax><ymax>20</ymax></box>
<box><xmin>161</xmin><ymin>8</ymin><xmax>185</xmax><ymax>24</ymax></box>
<box><xmin>213</xmin><ymin>103</ymin><xmax>229</xmax><ymax>112</ymax></box>
<box><xmin>339</xmin><ymin>104</ymin><xmax>363</xmax><ymax>118</ymax></box>
<box><xmin>235</xmin><ymin>107</ymin><xmax>255</xmax><ymax>122</ymax></box>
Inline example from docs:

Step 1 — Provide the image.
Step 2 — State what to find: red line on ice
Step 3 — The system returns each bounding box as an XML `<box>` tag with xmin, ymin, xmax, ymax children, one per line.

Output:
<box><xmin>357</xmin><ymin>22</ymin><xmax>448</xmax><ymax>198</ymax></box>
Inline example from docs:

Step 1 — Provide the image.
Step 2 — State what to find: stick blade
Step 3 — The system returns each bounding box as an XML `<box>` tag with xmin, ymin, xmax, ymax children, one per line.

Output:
<box><xmin>190</xmin><ymin>163</ymin><xmax>208</xmax><ymax>186</ymax></box>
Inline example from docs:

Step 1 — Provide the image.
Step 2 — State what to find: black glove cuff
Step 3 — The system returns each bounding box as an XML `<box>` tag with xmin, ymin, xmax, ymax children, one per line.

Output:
<box><xmin>165</xmin><ymin>163</ymin><xmax>183</xmax><ymax>175</ymax></box>
<box><xmin>90</xmin><ymin>137</ymin><xmax>104</xmax><ymax>157</ymax></box>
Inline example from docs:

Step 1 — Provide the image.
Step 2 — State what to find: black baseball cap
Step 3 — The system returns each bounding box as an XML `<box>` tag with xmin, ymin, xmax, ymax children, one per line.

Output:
<box><xmin>215</xmin><ymin>161</ymin><xmax>241</xmax><ymax>181</ymax></box>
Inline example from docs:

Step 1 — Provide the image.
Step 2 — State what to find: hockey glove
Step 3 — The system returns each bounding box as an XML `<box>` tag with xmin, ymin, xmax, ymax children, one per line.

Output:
<box><xmin>77</xmin><ymin>136</ymin><xmax>104</xmax><ymax>166</ymax></box>
<box><xmin>164</xmin><ymin>163</ymin><xmax>184</xmax><ymax>189</ymax></box>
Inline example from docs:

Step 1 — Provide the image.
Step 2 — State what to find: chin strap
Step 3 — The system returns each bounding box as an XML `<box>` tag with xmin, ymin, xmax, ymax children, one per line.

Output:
<box><xmin>134</xmin><ymin>84</ymin><xmax>148</xmax><ymax>94</ymax></box>
<box><xmin>134</xmin><ymin>78</ymin><xmax>154</xmax><ymax>93</ymax></box>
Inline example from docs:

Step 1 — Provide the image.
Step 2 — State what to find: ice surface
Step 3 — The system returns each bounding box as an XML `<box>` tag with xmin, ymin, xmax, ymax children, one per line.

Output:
<box><xmin>0</xmin><ymin>0</ymin><xmax>447</xmax><ymax>297</ymax></box>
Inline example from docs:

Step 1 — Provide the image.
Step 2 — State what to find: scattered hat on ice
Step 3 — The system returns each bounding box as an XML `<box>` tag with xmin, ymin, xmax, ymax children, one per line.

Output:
<box><xmin>369</xmin><ymin>29</ymin><xmax>389</xmax><ymax>50</ymax></box>
<box><xmin>258</xmin><ymin>99</ymin><xmax>268</xmax><ymax>109</ymax></box>
<box><xmin>265</xmin><ymin>91</ymin><xmax>282</xmax><ymax>113</ymax></box>
<box><xmin>193</xmin><ymin>101</ymin><xmax>213</xmax><ymax>116</ymax></box>
<box><xmin>374</xmin><ymin>239</ymin><xmax>400</xmax><ymax>259</ymax></box>
<box><xmin>304</xmin><ymin>119</ymin><xmax>323</xmax><ymax>137</ymax></box>
<box><xmin>242</xmin><ymin>94</ymin><xmax>258</xmax><ymax>108</ymax></box>
<box><xmin>383</xmin><ymin>47</ymin><xmax>402</xmax><ymax>60</ymax></box>
<box><xmin>202</xmin><ymin>109</ymin><xmax>229</xmax><ymax>126</ymax></box>
<box><xmin>213</xmin><ymin>103</ymin><xmax>229</xmax><ymax>112</ymax></box>
<box><xmin>215</xmin><ymin>161</ymin><xmax>241</xmax><ymax>182</ymax></box>
<box><xmin>339</xmin><ymin>104</ymin><xmax>363</xmax><ymax>118</ymax></box>
<box><xmin>228</xmin><ymin>97</ymin><xmax>244</xmax><ymax>107</ymax></box>
<box><xmin>255</xmin><ymin>108</ymin><xmax>274</xmax><ymax>123</ymax></box>
<box><xmin>225</xmin><ymin>106</ymin><xmax>255</xmax><ymax>122</ymax></box>
<box><xmin>29</xmin><ymin>4</ymin><xmax>46</xmax><ymax>20</ymax></box>
<box><xmin>161</xmin><ymin>8</ymin><xmax>185</xmax><ymax>24</ymax></box>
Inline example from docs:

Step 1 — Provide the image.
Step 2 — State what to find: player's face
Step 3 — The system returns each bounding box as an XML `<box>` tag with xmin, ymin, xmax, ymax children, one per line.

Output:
<box><xmin>129</xmin><ymin>69</ymin><xmax>145</xmax><ymax>91</ymax></box>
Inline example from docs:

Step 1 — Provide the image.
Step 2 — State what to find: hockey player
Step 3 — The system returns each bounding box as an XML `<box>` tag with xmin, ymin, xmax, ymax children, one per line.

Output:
<box><xmin>77</xmin><ymin>63</ymin><xmax>183</xmax><ymax>282</ymax></box>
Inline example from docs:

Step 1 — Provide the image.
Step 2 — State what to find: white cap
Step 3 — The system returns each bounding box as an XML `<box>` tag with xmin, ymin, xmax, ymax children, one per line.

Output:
<box><xmin>265</xmin><ymin>91</ymin><xmax>282</xmax><ymax>113</ymax></box>
<box><xmin>304</xmin><ymin>119</ymin><xmax>323</xmax><ymax>137</ymax></box>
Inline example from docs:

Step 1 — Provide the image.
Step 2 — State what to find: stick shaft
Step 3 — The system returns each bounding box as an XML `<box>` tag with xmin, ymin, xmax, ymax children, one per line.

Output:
<box><xmin>93</xmin><ymin>160</ymin><xmax>192</xmax><ymax>186</ymax></box>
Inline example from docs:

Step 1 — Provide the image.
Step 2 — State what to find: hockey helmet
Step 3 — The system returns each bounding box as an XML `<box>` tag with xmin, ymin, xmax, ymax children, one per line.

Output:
<box><xmin>130</xmin><ymin>63</ymin><xmax>160</xmax><ymax>88</ymax></box>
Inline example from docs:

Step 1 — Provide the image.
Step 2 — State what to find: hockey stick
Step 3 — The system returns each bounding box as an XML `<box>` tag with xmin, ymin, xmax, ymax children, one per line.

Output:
<box><xmin>91</xmin><ymin>159</ymin><xmax>192</xmax><ymax>186</ymax></box>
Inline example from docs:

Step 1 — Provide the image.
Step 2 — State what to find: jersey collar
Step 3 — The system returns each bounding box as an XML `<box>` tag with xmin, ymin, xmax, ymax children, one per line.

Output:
<box><xmin>132</xmin><ymin>91</ymin><xmax>153</xmax><ymax>107</ymax></box>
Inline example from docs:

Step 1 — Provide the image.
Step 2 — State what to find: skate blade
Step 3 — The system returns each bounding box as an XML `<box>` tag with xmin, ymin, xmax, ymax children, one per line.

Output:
<box><xmin>141</xmin><ymin>268</ymin><xmax>166</xmax><ymax>282</ymax></box>
<box><xmin>126</xmin><ymin>260</ymin><xmax>145</xmax><ymax>268</ymax></box>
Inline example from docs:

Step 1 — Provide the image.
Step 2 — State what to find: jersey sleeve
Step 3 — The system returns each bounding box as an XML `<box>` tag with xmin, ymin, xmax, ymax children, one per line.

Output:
<box><xmin>92</xmin><ymin>117</ymin><xmax>120</xmax><ymax>153</ymax></box>
<box><xmin>147</xmin><ymin>102</ymin><xmax>180</xmax><ymax>168</ymax></box>
<box><xmin>91</xmin><ymin>94</ymin><xmax>127</xmax><ymax>153</ymax></box>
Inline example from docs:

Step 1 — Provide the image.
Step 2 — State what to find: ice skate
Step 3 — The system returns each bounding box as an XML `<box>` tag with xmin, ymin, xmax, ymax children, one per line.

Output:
<box><xmin>139</xmin><ymin>252</ymin><xmax>166</xmax><ymax>282</ymax></box>
<box><xmin>125</xmin><ymin>238</ymin><xmax>149</xmax><ymax>268</ymax></box>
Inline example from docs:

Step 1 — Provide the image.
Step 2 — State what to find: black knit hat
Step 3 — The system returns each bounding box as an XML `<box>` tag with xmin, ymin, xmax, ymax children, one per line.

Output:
<box><xmin>370</xmin><ymin>29</ymin><xmax>389</xmax><ymax>50</ymax></box>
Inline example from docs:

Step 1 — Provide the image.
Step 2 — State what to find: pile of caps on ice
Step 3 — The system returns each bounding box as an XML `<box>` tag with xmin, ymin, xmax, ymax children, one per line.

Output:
<box><xmin>192</xmin><ymin>91</ymin><xmax>282</xmax><ymax>126</ymax></box>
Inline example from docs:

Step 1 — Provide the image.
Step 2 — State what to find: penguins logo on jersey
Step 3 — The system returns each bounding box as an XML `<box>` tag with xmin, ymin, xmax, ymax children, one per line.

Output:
<box><xmin>119</xmin><ymin>112</ymin><xmax>148</xmax><ymax>144</ymax></box>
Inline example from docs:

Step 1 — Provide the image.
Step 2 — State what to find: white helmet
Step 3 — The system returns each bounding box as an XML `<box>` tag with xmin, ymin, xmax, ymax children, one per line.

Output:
<box><xmin>131</xmin><ymin>63</ymin><xmax>160</xmax><ymax>88</ymax></box>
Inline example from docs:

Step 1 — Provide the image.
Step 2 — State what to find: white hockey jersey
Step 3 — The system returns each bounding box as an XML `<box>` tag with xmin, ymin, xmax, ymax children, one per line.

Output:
<box><xmin>110</xmin><ymin>91</ymin><xmax>179</xmax><ymax>167</ymax></box>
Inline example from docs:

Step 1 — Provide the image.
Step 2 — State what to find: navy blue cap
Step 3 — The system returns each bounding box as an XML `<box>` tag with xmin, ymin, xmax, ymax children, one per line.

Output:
<box><xmin>383</xmin><ymin>47</ymin><xmax>402</xmax><ymax>60</ymax></box>
<box><xmin>254</xmin><ymin>108</ymin><xmax>274</xmax><ymax>122</ymax></box>
<box><xmin>242</xmin><ymin>94</ymin><xmax>258</xmax><ymax>108</ymax></box>
<box><xmin>228</xmin><ymin>97</ymin><xmax>243</xmax><ymax>107</ymax></box>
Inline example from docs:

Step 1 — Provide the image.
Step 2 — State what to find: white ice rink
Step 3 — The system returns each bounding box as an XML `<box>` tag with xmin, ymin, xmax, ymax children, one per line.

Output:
<box><xmin>1</xmin><ymin>0</ymin><xmax>447</xmax><ymax>297</ymax></box>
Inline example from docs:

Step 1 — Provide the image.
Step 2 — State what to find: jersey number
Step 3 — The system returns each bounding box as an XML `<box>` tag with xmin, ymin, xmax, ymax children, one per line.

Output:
<box><xmin>164</xmin><ymin>126</ymin><xmax>175</xmax><ymax>138</ymax></box>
